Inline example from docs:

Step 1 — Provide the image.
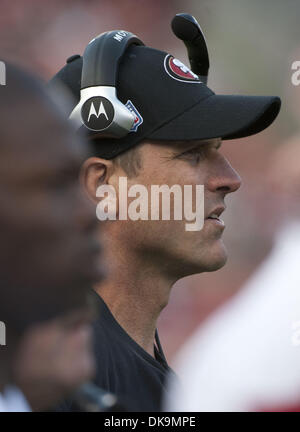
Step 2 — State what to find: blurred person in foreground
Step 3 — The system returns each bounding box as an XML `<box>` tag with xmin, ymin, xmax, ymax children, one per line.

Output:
<box><xmin>0</xmin><ymin>63</ymin><xmax>104</xmax><ymax>411</ymax></box>
<box><xmin>50</xmin><ymin>21</ymin><xmax>281</xmax><ymax>411</ymax></box>
<box><xmin>166</xmin><ymin>138</ymin><xmax>300</xmax><ymax>412</ymax></box>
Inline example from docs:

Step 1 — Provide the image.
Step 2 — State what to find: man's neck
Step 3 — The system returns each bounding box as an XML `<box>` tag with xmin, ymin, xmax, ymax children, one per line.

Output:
<box><xmin>95</xmin><ymin>248</ymin><xmax>176</xmax><ymax>357</ymax></box>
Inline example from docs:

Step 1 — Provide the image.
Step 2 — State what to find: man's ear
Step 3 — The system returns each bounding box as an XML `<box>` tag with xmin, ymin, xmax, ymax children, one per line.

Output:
<box><xmin>80</xmin><ymin>157</ymin><xmax>114</xmax><ymax>204</ymax></box>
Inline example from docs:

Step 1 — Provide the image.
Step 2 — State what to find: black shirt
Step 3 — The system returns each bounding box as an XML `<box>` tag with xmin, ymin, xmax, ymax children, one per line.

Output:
<box><xmin>91</xmin><ymin>292</ymin><xmax>174</xmax><ymax>412</ymax></box>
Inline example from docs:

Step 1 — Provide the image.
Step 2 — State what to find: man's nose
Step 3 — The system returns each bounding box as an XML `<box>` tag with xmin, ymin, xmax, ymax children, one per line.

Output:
<box><xmin>207</xmin><ymin>153</ymin><xmax>242</xmax><ymax>195</ymax></box>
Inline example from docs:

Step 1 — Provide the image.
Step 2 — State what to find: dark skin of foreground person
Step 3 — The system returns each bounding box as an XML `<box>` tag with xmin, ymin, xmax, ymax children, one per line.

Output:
<box><xmin>0</xmin><ymin>64</ymin><xmax>104</xmax><ymax>411</ymax></box>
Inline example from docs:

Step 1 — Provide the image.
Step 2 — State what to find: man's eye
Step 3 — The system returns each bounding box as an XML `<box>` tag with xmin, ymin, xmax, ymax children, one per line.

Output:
<box><xmin>178</xmin><ymin>148</ymin><xmax>207</xmax><ymax>163</ymax></box>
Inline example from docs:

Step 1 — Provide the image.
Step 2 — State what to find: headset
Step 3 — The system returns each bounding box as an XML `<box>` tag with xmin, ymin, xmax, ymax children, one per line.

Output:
<box><xmin>69</xmin><ymin>30</ymin><xmax>144</xmax><ymax>138</ymax></box>
<box><xmin>69</xmin><ymin>15</ymin><xmax>209</xmax><ymax>140</ymax></box>
<box><xmin>171</xmin><ymin>13</ymin><xmax>209</xmax><ymax>84</ymax></box>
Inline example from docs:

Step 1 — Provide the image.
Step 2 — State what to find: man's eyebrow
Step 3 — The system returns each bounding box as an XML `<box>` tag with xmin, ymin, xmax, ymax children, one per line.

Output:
<box><xmin>172</xmin><ymin>139</ymin><xmax>222</xmax><ymax>155</ymax></box>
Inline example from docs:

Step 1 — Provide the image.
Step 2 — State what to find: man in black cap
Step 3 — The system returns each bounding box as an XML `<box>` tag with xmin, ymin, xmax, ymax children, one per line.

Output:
<box><xmin>0</xmin><ymin>63</ymin><xmax>103</xmax><ymax>411</ymax></box>
<box><xmin>49</xmin><ymin>21</ymin><xmax>281</xmax><ymax>411</ymax></box>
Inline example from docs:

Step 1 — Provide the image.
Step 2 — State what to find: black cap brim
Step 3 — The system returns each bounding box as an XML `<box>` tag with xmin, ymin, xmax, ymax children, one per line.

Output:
<box><xmin>148</xmin><ymin>94</ymin><xmax>281</xmax><ymax>141</ymax></box>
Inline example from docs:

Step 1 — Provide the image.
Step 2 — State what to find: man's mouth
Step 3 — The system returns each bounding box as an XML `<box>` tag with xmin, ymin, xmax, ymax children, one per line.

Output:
<box><xmin>205</xmin><ymin>206</ymin><xmax>225</xmax><ymax>225</ymax></box>
<box><xmin>207</xmin><ymin>213</ymin><xmax>222</xmax><ymax>221</ymax></box>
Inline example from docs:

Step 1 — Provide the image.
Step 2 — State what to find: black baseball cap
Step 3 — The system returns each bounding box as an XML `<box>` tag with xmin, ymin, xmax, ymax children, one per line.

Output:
<box><xmin>49</xmin><ymin>45</ymin><xmax>281</xmax><ymax>159</ymax></box>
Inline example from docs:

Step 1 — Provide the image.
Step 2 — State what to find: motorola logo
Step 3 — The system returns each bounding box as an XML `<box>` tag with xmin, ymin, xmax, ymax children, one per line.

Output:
<box><xmin>81</xmin><ymin>96</ymin><xmax>114</xmax><ymax>131</ymax></box>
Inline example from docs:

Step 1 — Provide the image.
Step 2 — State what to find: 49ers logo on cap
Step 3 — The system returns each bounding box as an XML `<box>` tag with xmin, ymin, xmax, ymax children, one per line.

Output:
<box><xmin>164</xmin><ymin>55</ymin><xmax>201</xmax><ymax>83</ymax></box>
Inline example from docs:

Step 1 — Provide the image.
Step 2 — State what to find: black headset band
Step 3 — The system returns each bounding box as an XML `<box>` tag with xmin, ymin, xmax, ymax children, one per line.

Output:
<box><xmin>81</xmin><ymin>30</ymin><xmax>144</xmax><ymax>89</ymax></box>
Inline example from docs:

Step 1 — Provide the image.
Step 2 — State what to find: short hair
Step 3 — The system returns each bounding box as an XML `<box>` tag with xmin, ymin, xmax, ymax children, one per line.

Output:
<box><xmin>113</xmin><ymin>144</ymin><xmax>143</xmax><ymax>178</ymax></box>
<box><xmin>90</xmin><ymin>139</ymin><xmax>143</xmax><ymax>178</ymax></box>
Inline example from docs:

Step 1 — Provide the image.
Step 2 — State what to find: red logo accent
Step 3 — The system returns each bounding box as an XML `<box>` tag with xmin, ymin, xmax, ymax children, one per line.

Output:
<box><xmin>164</xmin><ymin>55</ymin><xmax>201</xmax><ymax>83</ymax></box>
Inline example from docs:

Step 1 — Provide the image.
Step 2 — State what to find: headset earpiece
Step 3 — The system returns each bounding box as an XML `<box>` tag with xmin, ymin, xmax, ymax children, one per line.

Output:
<box><xmin>69</xmin><ymin>30</ymin><xmax>144</xmax><ymax>138</ymax></box>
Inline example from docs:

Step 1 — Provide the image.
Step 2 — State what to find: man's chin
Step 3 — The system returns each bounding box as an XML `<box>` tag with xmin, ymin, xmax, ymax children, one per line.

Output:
<box><xmin>205</xmin><ymin>254</ymin><xmax>227</xmax><ymax>272</ymax></box>
<box><xmin>179</xmin><ymin>251</ymin><xmax>227</xmax><ymax>278</ymax></box>
<box><xmin>196</xmin><ymin>243</ymin><xmax>228</xmax><ymax>273</ymax></box>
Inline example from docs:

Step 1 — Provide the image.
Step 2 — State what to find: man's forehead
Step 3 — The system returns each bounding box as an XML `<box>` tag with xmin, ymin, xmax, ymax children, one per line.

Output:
<box><xmin>173</xmin><ymin>138</ymin><xmax>221</xmax><ymax>148</ymax></box>
<box><xmin>156</xmin><ymin>138</ymin><xmax>222</xmax><ymax>154</ymax></box>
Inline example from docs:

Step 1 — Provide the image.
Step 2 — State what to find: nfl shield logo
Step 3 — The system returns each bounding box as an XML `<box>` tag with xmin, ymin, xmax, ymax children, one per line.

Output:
<box><xmin>125</xmin><ymin>100</ymin><xmax>143</xmax><ymax>132</ymax></box>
